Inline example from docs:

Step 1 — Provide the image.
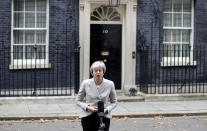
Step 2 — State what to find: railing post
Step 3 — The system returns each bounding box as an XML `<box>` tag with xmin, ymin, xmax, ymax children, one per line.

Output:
<box><xmin>139</xmin><ymin>46</ymin><xmax>150</xmax><ymax>94</ymax></box>
<box><xmin>33</xmin><ymin>44</ymin><xmax>38</xmax><ymax>96</ymax></box>
<box><xmin>74</xmin><ymin>45</ymin><xmax>80</xmax><ymax>94</ymax></box>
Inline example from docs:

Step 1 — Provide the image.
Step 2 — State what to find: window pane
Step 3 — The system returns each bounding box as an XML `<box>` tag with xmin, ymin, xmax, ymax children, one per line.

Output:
<box><xmin>182</xmin><ymin>44</ymin><xmax>190</xmax><ymax>57</ymax></box>
<box><xmin>164</xmin><ymin>13</ymin><xmax>172</xmax><ymax>27</ymax></box>
<box><xmin>110</xmin><ymin>12</ymin><xmax>120</xmax><ymax>21</ymax></box>
<box><xmin>164</xmin><ymin>44</ymin><xmax>181</xmax><ymax>57</ymax></box>
<box><xmin>172</xmin><ymin>30</ymin><xmax>181</xmax><ymax>42</ymax></box>
<box><xmin>172</xmin><ymin>44</ymin><xmax>180</xmax><ymax>57</ymax></box>
<box><xmin>182</xmin><ymin>30</ymin><xmax>190</xmax><ymax>42</ymax></box>
<box><xmin>183</xmin><ymin>0</ymin><xmax>192</xmax><ymax>12</ymax></box>
<box><xmin>37</xmin><ymin>0</ymin><xmax>46</xmax><ymax>11</ymax></box>
<box><xmin>13</xmin><ymin>46</ymin><xmax>23</xmax><ymax>59</ymax></box>
<box><xmin>168</xmin><ymin>45</ymin><xmax>173</xmax><ymax>57</ymax></box>
<box><xmin>25</xmin><ymin>13</ymin><xmax>35</xmax><ymax>28</ymax></box>
<box><xmin>14</xmin><ymin>30</ymin><xmax>24</xmax><ymax>44</ymax></box>
<box><xmin>25</xmin><ymin>0</ymin><xmax>35</xmax><ymax>11</ymax></box>
<box><xmin>25</xmin><ymin>46</ymin><xmax>35</xmax><ymax>59</ymax></box>
<box><xmin>173</xmin><ymin>0</ymin><xmax>182</xmax><ymax>12</ymax></box>
<box><xmin>37</xmin><ymin>13</ymin><xmax>46</xmax><ymax>28</ymax></box>
<box><xmin>14</xmin><ymin>0</ymin><xmax>24</xmax><ymax>11</ymax></box>
<box><xmin>25</xmin><ymin>45</ymin><xmax>46</xmax><ymax>59</ymax></box>
<box><xmin>164</xmin><ymin>0</ymin><xmax>172</xmax><ymax>12</ymax></box>
<box><xmin>164</xmin><ymin>30</ymin><xmax>171</xmax><ymax>42</ymax></box>
<box><xmin>14</xmin><ymin>13</ymin><xmax>24</xmax><ymax>28</ymax></box>
<box><xmin>164</xmin><ymin>44</ymin><xmax>171</xmax><ymax>57</ymax></box>
<box><xmin>183</xmin><ymin>14</ymin><xmax>191</xmax><ymax>27</ymax></box>
<box><xmin>108</xmin><ymin>7</ymin><xmax>113</xmax><ymax>16</ymax></box>
<box><xmin>36</xmin><ymin>45</ymin><xmax>46</xmax><ymax>59</ymax></box>
<box><xmin>25</xmin><ymin>31</ymin><xmax>35</xmax><ymax>44</ymax></box>
<box><xmin>36</xmin><ymin>31</ymin><xmax>46</xmax><ymax>44</ymax></box>
<box><xmin>173</xmin><ymin>13</ymin><xmax>182</xmax><ymax>27</ymax></box>
<box><xmin>103</xmin><ymin>6</ymin><xmax>108</xmax><ymax>15</ymax></box>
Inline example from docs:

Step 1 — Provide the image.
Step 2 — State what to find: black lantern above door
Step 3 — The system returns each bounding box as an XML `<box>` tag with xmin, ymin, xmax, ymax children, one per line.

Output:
<box><xmin>109</xmin><ymin>0</ymin><xmax>120</xmax><ymax>7</ymax></box>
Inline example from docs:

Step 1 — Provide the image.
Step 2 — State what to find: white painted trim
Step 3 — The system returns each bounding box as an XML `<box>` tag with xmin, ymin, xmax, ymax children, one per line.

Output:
<box><xmin>90</xmin><ymin>21</ymin><xmax>122</xmax><ymax>24</ymax></box>
<box><xmin>79</xmin><ymin>1</ymin><xmax>91</xmax><ymax>82</ymax></box>
<box><xmin>9</xmin><ymin>60</ymin><xmax>51</xmax><ymax>70</ymax></box>
<box><xmin>191</xmin><ymin>0</ymin><xmax>194</xmax><ymax>62</ymax></box>
<box><xmin>11</xmin><ymin>0</ymin><xmax>14</xmax><ymax>62</ymax></box>
<box><xmin>13</xmin><ymin>28</ymin><xmax>48</xmax><ymax>30</ymax></box>
<box><xmin>161</xmin><ymin>57</ymin><xmax>197</xmax><ymax>67</ymax></box>
<box><xmin>163</xmin><ymin>27</ymin><xmax>192</xmax><ymax>29</ymax></box>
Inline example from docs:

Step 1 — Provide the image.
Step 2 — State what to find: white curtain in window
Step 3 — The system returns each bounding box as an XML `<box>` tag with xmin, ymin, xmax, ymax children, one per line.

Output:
<box><xmin>37</xmin><ymin>0</ymin><xmax>46</xmax><ymax>11</ymax></box>
<box><xmin>164</xmin><ymin>30</ymin><xmax>171</xmax><ymax>42</ymax></box>
<box><xmin>182</xmin><ymin>30</ymin><xmax>190</xmax><ymax>42</ymax></box>
<box><xmin>164</xmin><ymin>0</ymin><xmax>172</xmax><ymax>12</ymax></box>
<box><xmin>14</xmin><ymin>13</ymin><xmax>24</xmax><ymax>28</ymax></box>
<box><xmin>163</xmin><ymin>0</ymin><xmax>192</xmax><ymax>28</ymax></box>
<box><xmin>13</xmin><ymin>46</ymin><xmax>23</xmax><ymax>59</ymax></box>
<box><xmin>25</xmin><ymin>31</ymin><xmax>35</xmax><ymax>44</ymax></box>
<box><xmin>14</xmin><ymin>0</ymin><xmax>46</xmax><ymax>28</ymax></box>
<box><xmin>183</xmin><ymin>0</ymin><xmax>192</xmax><ymax>12</ymax></box>
<box><xmin>14</xmin><ymin>0</ymin><xmax>24</xmax><ymax>11</ymax></box>
<box><xmin>173</xmin><ymin>0</ymin><xmax>182</xmax><ymax>12</ymax></box>
<box><xmin>37</xmin><ymin>13</ymin><xmax>46</xmax><ymax>28</ymax></box>
<box><xmin>14</xmin><ymin>30</ymin><xmax>24</xmax><ymax>44</ymax></box>
<box><xmin>24</xmin><ymin>31</ymin><xmax>46</xmax><ymax>59</ymax></box>
<box><xmin>36</xmin><ymin>31</ymin><xmax>46</xmax><ymax>44</ymax></box>
<box><xmin>25</xmin><ymin>13</ymin><xmax>35</xmax><ymax>28</ymax></box>
<box><xmin>164</xmin><ymin>13</ymin><xmax>172</xmax><ymax>27</ymax></box>
<box><xmin>172</xmin><ymin>30</ymin><xmax>181</xmax><ymax>42</ymax></box>
<box><xmin>183</xmin><ymin>14</ymin><xmax>191</xmax><ymax>27</ymax></box>
<box><xmin>173</xmin><ymin>13</ymin><xmax>182</xmax><ymax>27</ymax></box>
<box><xmin>25</xmin><ymin>0</ymin><xmax>35</xmax><ymax>11</ymax></box>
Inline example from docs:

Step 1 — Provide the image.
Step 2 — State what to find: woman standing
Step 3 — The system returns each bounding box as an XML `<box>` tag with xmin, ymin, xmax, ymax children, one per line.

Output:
<box><xmin>76</xmin><ymin>61</ymin><xmax>117</xmax><ymax>131</ymax></box>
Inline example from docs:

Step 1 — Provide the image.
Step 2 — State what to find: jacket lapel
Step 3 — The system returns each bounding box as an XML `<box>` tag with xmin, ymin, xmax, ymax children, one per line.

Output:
<box><xmin>97</xmin><ymin>78</ymin><xmax>106</xmax><ymax>94</ymax></box>
<box><xmin>91</xmin><ymin>78</ymin><xmax>101</xmax><ymax>98</ymax></box>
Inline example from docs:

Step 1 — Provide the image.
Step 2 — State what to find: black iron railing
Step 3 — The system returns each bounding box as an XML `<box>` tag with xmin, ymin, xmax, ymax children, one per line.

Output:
<box><xmin>0</xmin><ymin>46</ymin><xmax>77</xmax><ymax>97</ymax></box>
<box><xmin>137</xmin><ymin>47</ymin><xmax>207</xmax><ymax>94</ymax></box>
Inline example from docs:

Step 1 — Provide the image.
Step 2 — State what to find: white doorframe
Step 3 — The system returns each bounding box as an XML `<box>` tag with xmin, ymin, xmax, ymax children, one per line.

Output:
<box><xmin>79</xmin><ymin>0</ymin><xmax>137</xmax><ymax>94</ymax></box>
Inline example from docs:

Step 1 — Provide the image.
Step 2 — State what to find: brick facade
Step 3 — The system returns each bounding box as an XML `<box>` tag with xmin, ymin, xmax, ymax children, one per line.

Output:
<box><xmin>0</xmin><ymin>0</ymin><xmax>207</xmax><ymax>95</ymax></box>
<box><xmin>0</xmin><ymin>0</ymin><xmax>79</xmax><ymax>94</ymax></box>
<box><xmin>136</xmin><ymin>0</ymin><xmax>207</xmax><ymax>90</ymax></box>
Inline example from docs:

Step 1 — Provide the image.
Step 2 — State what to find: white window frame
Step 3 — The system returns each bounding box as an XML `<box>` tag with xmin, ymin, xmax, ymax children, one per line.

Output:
<box><xmin>161</xmin><ymin>0</ymin><xmax>196</xmax><ymax>66</ymax></box>
<box><xmin>10</xmin><ymin>0</ymin><xmax>50</xmax><ymax>69</ymax></box>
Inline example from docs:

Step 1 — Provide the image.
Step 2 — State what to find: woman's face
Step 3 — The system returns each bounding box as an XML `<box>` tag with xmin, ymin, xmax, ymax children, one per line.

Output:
<box><xmin>92</xmin><ymin>67</ymin><xmax>104</xmax><ymax>81</ymax></box>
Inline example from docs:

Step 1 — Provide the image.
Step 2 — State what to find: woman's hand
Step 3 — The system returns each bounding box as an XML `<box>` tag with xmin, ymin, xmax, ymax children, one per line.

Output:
<box><xmin>87</xmin><ymin>106</ymin><xmax>108</xmax><ymax>114</ymax></box>
<box><xmin>87</xmin><ymin>106</ymin><xmax>98</xmax><ymax>112</ymax></box>
<box><xmin>104</xmin><ymin>109</ymin><xmax>108</xmax><ymax>114</ymax></box>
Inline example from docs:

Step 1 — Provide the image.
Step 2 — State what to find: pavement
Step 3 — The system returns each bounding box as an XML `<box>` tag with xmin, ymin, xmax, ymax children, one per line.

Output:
<box><xmin>0</xmin><ymin>94</ymin><xmax>207</xmax><ymax>120</ymax></box>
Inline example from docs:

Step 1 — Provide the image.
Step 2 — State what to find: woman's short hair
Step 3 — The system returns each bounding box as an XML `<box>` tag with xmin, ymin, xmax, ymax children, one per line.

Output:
<box><xmin>90</xmin><ymin>61</ymin><xmax>106</xmax><ymax>75</ymax></box>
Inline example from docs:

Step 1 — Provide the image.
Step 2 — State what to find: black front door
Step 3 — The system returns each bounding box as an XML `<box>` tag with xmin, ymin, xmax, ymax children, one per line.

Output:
<box><xmin>90</xmin><ymin>24</ymin><xmax>122</xmax><ymax>89</ymax></box>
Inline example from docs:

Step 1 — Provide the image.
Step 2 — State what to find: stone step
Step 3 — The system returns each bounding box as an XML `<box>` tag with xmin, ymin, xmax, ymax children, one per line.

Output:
<box><xmin>116</xmin><ymin>90</ymin><xmax>145</xmax><ymax>102</ymax></box>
